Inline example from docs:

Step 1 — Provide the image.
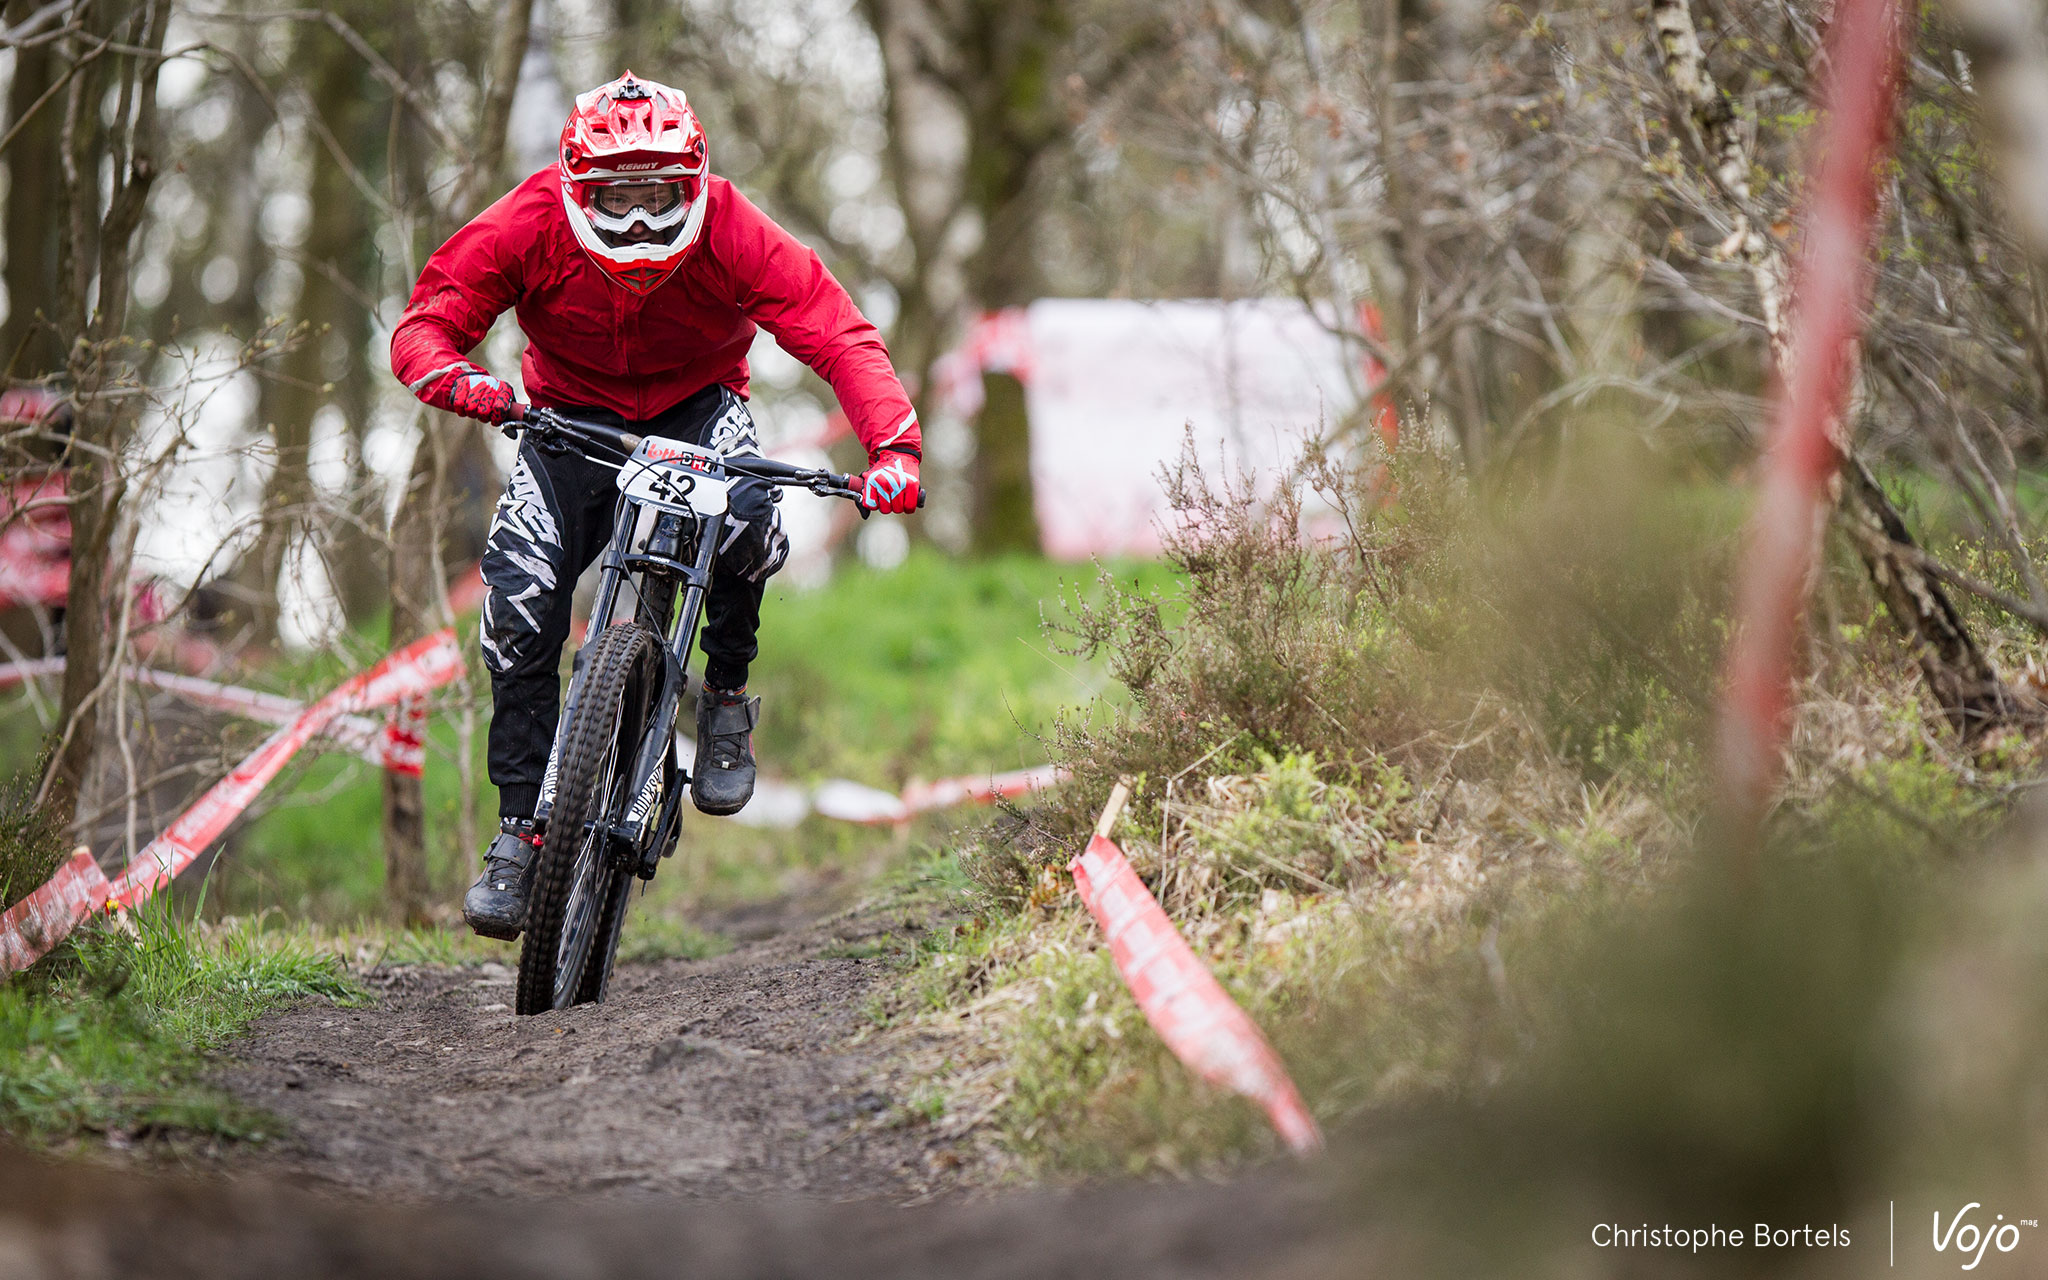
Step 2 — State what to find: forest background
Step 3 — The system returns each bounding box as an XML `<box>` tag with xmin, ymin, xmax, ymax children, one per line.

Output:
<box><xmin>8</xmin><ymin>0</ymin><xmax>2048</xmax><ymax>1204</ymax></box>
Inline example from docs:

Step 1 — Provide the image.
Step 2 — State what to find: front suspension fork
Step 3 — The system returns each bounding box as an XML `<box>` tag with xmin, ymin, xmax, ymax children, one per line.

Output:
<box><xmin>542</xmin><ymin>508</ymin><xmax>721</xmax><ymax>859</ymax></box>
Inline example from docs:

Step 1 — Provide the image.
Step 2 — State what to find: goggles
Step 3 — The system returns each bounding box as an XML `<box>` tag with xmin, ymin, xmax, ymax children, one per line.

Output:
<box><xmin>592</xmin><ymin>180</ymin><xmax>686</xmax><ymax>218</ymax></box>
<box><xmin>582</xmin><ymin>177</ymin><xmax>698</xmax><ymax>234</ymax></box>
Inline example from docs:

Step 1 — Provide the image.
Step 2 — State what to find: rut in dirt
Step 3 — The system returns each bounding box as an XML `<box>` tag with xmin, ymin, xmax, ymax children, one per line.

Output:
<box><xmin>217</xmin><ymin>886</ymin><xmax>968</xmax><ymax>1201</ymax></box>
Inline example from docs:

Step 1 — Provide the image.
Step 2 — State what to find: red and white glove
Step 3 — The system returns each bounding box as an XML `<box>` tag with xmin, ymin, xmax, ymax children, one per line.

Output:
<box><xmin>854</xmin><ymin>450</ymin><xmax>920</xmax><ymax>514</ymax></box>
<box><xmin>415</xmin><ymin>362</ymin><xmax>519</xmax><ymax>424</ymax></box>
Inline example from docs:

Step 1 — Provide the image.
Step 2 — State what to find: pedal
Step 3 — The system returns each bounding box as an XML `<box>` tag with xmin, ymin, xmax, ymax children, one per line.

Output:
<box><xmin>637</xmin><ymin>808</ymin><xmax>682</xmax><ymax>880</ymax></box>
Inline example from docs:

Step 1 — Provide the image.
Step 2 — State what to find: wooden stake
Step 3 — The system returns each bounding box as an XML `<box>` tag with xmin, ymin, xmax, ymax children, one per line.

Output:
<box><xmin>1095</xmin><ymin>779</ymin><xmax>1132</xmax><ymax>840</ymax></box>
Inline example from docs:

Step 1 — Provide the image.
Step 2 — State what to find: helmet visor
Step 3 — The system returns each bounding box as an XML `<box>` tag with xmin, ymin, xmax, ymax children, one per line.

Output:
<box><xmin>591</xmin><ymin>179</ymin><xmax>688</xmax><ymax>219</ymax></box>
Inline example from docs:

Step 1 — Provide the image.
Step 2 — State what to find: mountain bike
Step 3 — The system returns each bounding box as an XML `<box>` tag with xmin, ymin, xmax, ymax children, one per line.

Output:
<box><xmin>502</xmin><ymin>404</ymin><xmax>908</xmax><ymax>1015</ymax></box>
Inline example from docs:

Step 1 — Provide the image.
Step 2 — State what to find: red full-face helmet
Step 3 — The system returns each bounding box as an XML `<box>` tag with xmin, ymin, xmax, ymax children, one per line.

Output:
<box><xmin>558</xmin><ymin>72</ymin><xmax>709</xmax><ymax>294</ymax></box>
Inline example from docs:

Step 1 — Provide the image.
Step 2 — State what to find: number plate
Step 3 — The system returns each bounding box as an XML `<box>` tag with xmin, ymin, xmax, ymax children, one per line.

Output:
<box><xmin>616</xmin><ymin>436</ymin><xmax>731</xmax><ymax>517</ymax></box>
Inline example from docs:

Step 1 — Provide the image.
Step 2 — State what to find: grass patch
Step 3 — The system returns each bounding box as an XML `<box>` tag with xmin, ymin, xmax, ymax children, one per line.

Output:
<box><xmin>0</xmin><ymin>906</ymin><xmax>362</xmax><ymax>1148</ymax></box>
<box><xmin>354</xmin><ymin>925</ymin><xmax>508</xmax><ymax>968</ymax></box>
<box><xmin>751</xmin><ymin>549</ymin><xmax>1174</xmax><ymax>786</ymax></box>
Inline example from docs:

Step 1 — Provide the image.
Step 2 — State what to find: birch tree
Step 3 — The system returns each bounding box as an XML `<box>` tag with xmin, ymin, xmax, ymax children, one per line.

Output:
<box><xmin>1648</xmin><ymin>0</ymin><xmax>2021</xmax><ymax>742</ymax></box>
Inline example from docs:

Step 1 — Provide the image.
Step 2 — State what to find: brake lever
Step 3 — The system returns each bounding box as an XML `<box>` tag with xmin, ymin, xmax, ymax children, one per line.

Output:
<box><xmin>506</xmin><ymin>405</ymin><xmax>580</xmax><ymax>455</ymax></box>
<box><xmin>815</xmin><ymin>480</ymin><xmax>925</xmax><ymax>518</ymax></box>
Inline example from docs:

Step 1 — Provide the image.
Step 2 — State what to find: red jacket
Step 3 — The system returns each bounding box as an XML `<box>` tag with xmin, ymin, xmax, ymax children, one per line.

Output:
<box><xmin>389</xmin><ymin>168</ymin><xmax>920</xmax><ymax>457</ymax></box>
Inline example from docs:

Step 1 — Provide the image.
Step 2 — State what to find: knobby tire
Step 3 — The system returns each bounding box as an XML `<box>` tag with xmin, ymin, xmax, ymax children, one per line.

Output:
<box><xmin>515</xmin><ymin>622</ymin><xmax>659</xmax><ymax>1015</ymax></box>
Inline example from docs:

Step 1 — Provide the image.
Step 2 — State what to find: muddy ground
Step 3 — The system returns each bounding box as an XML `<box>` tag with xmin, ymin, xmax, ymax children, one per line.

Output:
<box><xmin>0</xmin><ymin>1143</ymin><xmax>1353</xmax><ymax>1279</ymax></box>
<box><xmin>1</xmin><ymin>882</ymin><xmax>1363</xmax><ymax>1277</ymax></box>
<box><xmin>214</xmin><ymin>882</ymin><xmax>976</xmax><ymax>1200</ymax></box>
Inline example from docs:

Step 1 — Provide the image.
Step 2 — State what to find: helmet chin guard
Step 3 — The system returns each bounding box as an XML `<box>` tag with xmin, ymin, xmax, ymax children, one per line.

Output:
<box><xmin>559</xmin><ymin>72</ymin><xmax>709</xmax><ymax>294</ymax></box>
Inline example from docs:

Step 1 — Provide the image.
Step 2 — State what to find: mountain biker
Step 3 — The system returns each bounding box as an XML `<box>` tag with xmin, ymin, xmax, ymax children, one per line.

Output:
<box><xmin>388</xmin><ymin>72</ymin><xmax>922</xmax><ymax>940</ymax></box>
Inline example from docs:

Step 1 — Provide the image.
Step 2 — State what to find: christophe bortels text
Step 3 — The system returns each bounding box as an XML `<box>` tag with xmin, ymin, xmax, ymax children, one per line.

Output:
<box><xmin>1591</xmin><ymin>1224</ymin><xmax>1851</xmax><ymax>1252</ymax></box>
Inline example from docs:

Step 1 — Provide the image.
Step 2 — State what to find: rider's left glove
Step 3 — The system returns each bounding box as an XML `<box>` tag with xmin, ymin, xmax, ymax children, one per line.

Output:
<box><xmin>419</xmin><ymin>363</ymin><xmax>519</xmax><ymax>424</ymax></box>
<box><xmin>854</xmin><ymin>450</ymin><xmax>920</xmax><ymax>514</ymax></box>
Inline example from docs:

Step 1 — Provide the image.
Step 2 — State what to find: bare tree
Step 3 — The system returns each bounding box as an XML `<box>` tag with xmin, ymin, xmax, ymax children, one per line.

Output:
<box><xmin>381</xmin><ymin>0</ymin><xmax>533</xmax><ymax>923</ymax></box>
<box><xmin>41</xmin><ymin>0</ymin><xmax>173</xmax><ymax>823</ymax></box>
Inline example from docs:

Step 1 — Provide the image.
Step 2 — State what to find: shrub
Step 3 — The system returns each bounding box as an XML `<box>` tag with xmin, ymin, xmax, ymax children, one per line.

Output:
<box><xmin>0</xmin><ymin>751</ymin><xmax>67</xmax><ymax>914</ymax></box>
<box><xmin>1037</xmin><ymin>435</ymin><xmax>1451</xmax><ymax>858</ymax></box>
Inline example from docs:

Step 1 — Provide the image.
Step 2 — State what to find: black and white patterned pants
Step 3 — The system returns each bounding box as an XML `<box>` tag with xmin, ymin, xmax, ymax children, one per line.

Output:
<box><xmin>481</xmin><ymin>384</ymin><xmax>789</xmax><ymax>819</ymax></box>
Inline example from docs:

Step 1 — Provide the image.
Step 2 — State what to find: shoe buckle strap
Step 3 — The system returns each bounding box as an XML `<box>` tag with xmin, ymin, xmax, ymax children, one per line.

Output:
<box><xmin>704</xmin><ymin>696</ymin><xmax>759</xmax><ymax>733</ymax></box>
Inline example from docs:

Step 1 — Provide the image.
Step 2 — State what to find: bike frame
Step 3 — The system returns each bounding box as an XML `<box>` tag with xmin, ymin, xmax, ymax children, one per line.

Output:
<box><xmin>517</xmin><ymin>407</ymin><xmax>869</xmax><ymax>880</ymax></box>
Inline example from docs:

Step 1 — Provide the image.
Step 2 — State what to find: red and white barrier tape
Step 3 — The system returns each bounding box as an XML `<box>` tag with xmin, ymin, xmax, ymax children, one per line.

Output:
<box><xmin>0</xmin><ymin>630</ymin><xmax>465</xmax><ymax>971</ymax></box>
<box><xmin>738</xmin><ymin>763</ymin><xmax>1065</xmax><ymax>828</ymax></box>
<box><xmin>0</xmin><ymin>849</ymin><xmax>111</xmax><ymax>974</ymax></box>
<box><xmin>0</xmin><ymin>659</ymin><xmax>392</xmax><ymax>768</ymax></box>
<box><xmin>1068</xmin><ymin>787</ymin><xmax>1322</xmax><ymax>1156</ymax></box>
<box><xmin>1</xmin><ymin>633</ymin><xmax>1045</xmax><ymax>966</ymax></box>
<box><xmin>104</xmin><ymin>630</ymin><xmax>464</xmax><ymax>909</ymax></box>
<box><xmin>1712</xmin><ymin>0</ymin><xmax>1906</xmax><ymax>845</ymax></box>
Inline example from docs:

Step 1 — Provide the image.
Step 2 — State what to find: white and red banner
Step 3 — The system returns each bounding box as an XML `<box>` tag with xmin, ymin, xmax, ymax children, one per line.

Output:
<box><xmin>931</xmin><ymin>299</ymin><xmax>1380</xmax><ymax>560</ymax></box>
<box><xmin>1070</xmin><ymin>829</ymin><xmax>1323</xmax><ymax>1156</ymax></box>
<box><xmin>742</xmin><ymin>763</ymin><xmax>1065</xmax><ymax>828</ymax></box>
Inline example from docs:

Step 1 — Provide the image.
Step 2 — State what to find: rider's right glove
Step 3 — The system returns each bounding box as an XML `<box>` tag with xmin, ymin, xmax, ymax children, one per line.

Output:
<box><xmin>412</xmin><ymin>362</ymin><xmax>519</xmax><ymax>424</ymax></box>
<box><xmin>854</xmin><ymin>449</ymin><xmax>920</xmax><ymax>514</ymax></box>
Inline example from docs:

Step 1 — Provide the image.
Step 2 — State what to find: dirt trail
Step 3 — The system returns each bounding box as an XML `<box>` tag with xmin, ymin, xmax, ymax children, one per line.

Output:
<box><xmin>216</xmin><ymin>882</ymin><xmax>970</xmax><ymax>1200</ymax></box>
<box><xmin>2</xmin><ymin>880</ymin><xmax>1362</xmax><ymax>1277</ymax></box>
<box><xmin>0</xmin><ymin>1142</ymin><xmax>1350</xmax><ymax>1279</ymax></box>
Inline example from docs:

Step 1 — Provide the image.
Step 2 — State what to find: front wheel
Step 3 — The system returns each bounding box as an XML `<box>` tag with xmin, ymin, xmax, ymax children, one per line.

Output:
<box><xmin>516</xmin><ymin>622</ymin><xmax>659</xmax><ymax>1015</ymax></box>
<box><xmin>573</xmin><ymin>860</ymin><xmax>635</xmax><ymax>1005</ymax></box>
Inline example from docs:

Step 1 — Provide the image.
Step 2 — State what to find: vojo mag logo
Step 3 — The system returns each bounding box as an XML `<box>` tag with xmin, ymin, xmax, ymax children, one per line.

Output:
<box><xmin>1932</xmin><ymin>1204</ymin><xmax>2037</xmax><ymax>1270</ymax></box>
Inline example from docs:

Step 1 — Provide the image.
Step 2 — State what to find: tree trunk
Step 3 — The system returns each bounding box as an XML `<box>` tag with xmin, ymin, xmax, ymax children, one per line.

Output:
<box><xmin>382</xmin><ymin>424</ymin><xmax>445</xmax><ymax>924</ymax></box>
<box><xmin>43</xmin><ymin>1</ymin><xmax>169</xmax><ymax>825</ymax></box>
<box><xmin>969</xmin><ymin>370</ymin><xmax>1039</xmax><ymax>555</ymax></box>
<box><xmin>329</xmin><ymin>235</ymin><xmax>390</xmax><ymax>628</ymax></box>
<box><xmin>1940</xmin><ymin>0</ymin><xmax>2048</xmax><ymax>279</ymax></box>
<box><xmin>381</xmin><ymin>0</ymin><xmax>534</xmax><ymax>921</ymax></box>
<box><xmin>1839</xmin><ymin>458</ymin><xmax>2020</xmax><ymax>740</ymax></box>
<box><xmin>954</xmin><ymin>0</ymin><xmax>1067</xmax><ymax>554</ymax></box>
<box><xmin>1372</xmin><ymin>0</ymin><xmax>1431</xmax><ymax>434</ymax></box>
<box><xmin>1</xmin><ymin>5</ymin><xmax>65</xmax><ymax>383</ymax></box>
<box><xmin>246</xmin><ymin>28</ymin><xmax>377</xmax><ymax>649</ymax></box>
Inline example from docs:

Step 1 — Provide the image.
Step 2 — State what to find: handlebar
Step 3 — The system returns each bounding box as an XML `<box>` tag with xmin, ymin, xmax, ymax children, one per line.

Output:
<box><xmin>505</xmin><ymin>404</ymin><xmax>923</xmax><ymax>514</ymax></box>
